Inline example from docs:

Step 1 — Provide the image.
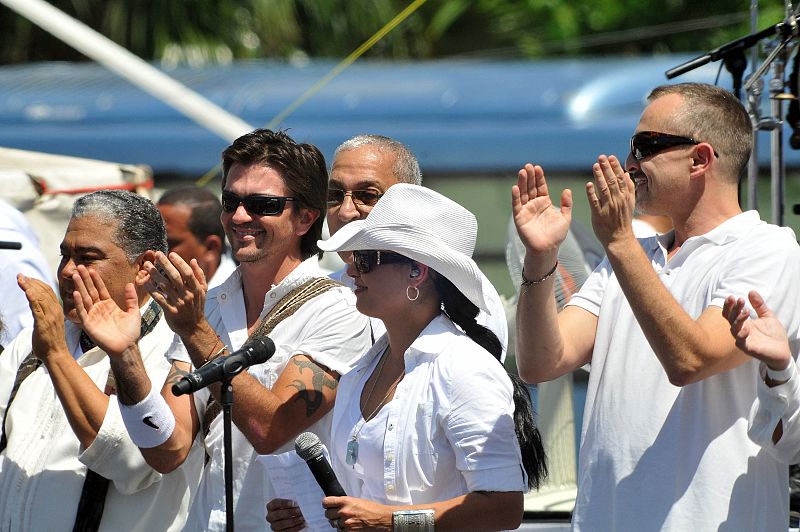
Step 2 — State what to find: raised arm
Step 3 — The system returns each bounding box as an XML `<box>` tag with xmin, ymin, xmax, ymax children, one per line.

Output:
<box><xmin>588</xmin><ymin>155</ymin><xmax>749</xmax><ymax>385</ymax></box>
<box><xmin>16</xmin><ymin>273</ymin><xmax>109</xmax><ymax>448</ymax></box>
<box><xmin>512</xmin><ymin>163</ymin><xmax>596</xmax><ymax>383</ymax></box>
<box><xmin>72</xmin><ymin>265</ymin><xmax>198</xmax><ymax>473</ymax></box>
<box><xmin>140</xmin><ymin>251</ymin><xmax>367</xmax><ymax>455</ymax></box>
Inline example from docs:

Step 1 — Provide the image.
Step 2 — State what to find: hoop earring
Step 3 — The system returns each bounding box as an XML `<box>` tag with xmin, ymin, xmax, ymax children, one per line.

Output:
<box><xmin>406</xmin><ymin>285</ymin><xmax>420</xmax><ymax>302</ymax></box>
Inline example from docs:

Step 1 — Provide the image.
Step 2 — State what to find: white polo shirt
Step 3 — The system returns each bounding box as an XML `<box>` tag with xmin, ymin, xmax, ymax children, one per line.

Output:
<box><xmin>566</xmin><ymin>211</ymin><xmax>800</xmax><ymax>532</ymax></box>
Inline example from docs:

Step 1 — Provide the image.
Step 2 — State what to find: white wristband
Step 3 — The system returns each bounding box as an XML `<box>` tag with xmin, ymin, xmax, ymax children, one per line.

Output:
<box><xmin>765</xmin><ymin>360</ymin><xmax>796</xmax><ymax>383</ymax></box>
<box><xmin>118</xmin><ymin>386</ymin><xmax>176</xmax><ymax>448</ymax></box>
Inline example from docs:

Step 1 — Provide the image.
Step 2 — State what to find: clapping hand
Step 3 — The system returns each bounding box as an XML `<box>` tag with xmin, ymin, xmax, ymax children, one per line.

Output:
<box><xmin>722</xmin><ymin>290</ymin><xmax>792</xmax><ymax>372</ymax></box>
<box><xmin>72</xmin><ymin>265</ymin><xmax>140</xmax><ymax>356</ymax></box>
<box><xmin>586</xmin><ymin>155</ymin><xmax>636</xmax><ymax>248</ymax></box>
<box><xmin>511</xmin><ymin>163</ymin><xmax>572</xmax><ymax>256</ymax></box>
<box><xmin>138</xmin><ymin>251</ymin><xmax>207</xmax><ymax>337</ymax></box>
<box><xmin>17</xmin><ymin>274</ymin><xmax>68</xmax><ymax>361</ymax></box>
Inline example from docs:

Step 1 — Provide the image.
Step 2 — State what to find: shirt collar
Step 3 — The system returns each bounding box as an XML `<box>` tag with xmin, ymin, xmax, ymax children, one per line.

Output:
<box><xmin>649</xmin><ymin>210</ymin><xmax>763</xmax><ymax>256</ymax></box>
<box><xmin>261</xmin><ymin>256</ymin><xmax>323</xmax><ymax>308</ymax></box>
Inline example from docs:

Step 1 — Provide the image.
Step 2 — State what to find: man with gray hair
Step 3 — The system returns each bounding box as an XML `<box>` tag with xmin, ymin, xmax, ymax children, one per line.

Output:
<box><xmin>325</xmin><ymin>134</ymin><xmax>509</xmax><ymax>352</ymax></box>
<box><xmin>0</xmin><ymin>190</ymin><xmax>200</xmax><ymax>531</ymax></box>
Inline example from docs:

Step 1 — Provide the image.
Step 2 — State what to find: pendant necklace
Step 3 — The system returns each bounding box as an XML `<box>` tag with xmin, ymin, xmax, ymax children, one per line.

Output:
<box><xmin>346</xmin><ymin>346</ymin><xmax>402</xmax><ymax>466</ymax></box>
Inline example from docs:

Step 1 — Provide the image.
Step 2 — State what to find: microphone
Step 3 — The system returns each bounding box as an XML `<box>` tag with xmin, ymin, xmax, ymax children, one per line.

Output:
<box><xmin>171</xmin><ymin>336</ymin><xmax>275</xmax><ymax>396</ymax></box>
<box><xmin>0</xmin><ymin>241</ymin><xmax>22</xmax><ymax>250</ymax></box>
<box><xmin>295</xmin><ymin>432</ymin><xmax>346</xmax><ymax>497</ymax></box>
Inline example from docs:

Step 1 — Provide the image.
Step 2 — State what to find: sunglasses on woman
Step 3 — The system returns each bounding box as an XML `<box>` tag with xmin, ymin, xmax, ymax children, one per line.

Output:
<box><xmin>630</xmin><ymin>131</ymin><xmax>718</xmax><ymax>161</ymax></box>
<box><xmin>327</xmin><ymin>188</ymin><xmax>383</xmax><ymax>208</ymax></box>
<box><xmin>352</xmin><ymin>250</ymin><xmax>414</xmax><ymax>274</ymax></box>
<box><xmin>221</xmin><ymin>191</ymin><xmax>296</xmax><ymax>216</ymax></box>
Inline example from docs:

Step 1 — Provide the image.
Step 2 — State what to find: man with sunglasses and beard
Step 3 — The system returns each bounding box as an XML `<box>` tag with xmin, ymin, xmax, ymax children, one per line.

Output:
<box><xmin>513</xmin><ymin>82</ymin><xmax>800</xmax><ymax>531</ymax></box>
<box><xmin>79</xmin><ymin>129</ymin><xmax>372</xmax><ymax>530</ymax></box>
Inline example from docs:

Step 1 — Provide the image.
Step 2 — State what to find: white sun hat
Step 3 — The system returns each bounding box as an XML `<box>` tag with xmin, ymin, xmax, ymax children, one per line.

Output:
<box><xmin>318</xmin><ymin>183</ymin><xmax>492</xmax><ymax>314</ymax></box>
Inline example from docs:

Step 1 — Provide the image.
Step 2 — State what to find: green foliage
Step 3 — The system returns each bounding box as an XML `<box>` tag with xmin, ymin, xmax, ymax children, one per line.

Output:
<box><xmin>0</xmin><ymin>0</ymin><xmax>790</xmax><ymax>64</ymax></box>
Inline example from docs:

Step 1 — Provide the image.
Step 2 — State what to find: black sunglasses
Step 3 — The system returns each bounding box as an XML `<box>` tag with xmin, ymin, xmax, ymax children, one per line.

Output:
<box><xmin>630</xmin><ymin>131</ymin><xmax>719</xmax><ymax>161</ymax></box>
<box><xmin>221</xmin><ymin>191</ymin><xmax>296</xmax><ymax>216</ymax></box>
<box><xmin>327</xmin><ymin>188</ymin><xmax>383</xmax><ymax>208</ymax></box>
<box><xmin>352</xmin><ymin>250</ymin><xmax>414</xmax><ymax>274</ymax></box>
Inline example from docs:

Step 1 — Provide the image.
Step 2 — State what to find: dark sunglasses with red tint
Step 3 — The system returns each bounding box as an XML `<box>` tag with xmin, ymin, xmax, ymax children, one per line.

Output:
<box><xmin>221</xmin><ymin>191</ymin><xmax>296</xmax><ymax>216</ymax></box>
<box><xmin>352</xmin><ymin>250</ymin><xmax>414</xmax><ymax>274</ymax></box>
<box><xmin>630</xmin><ymin>131</ymin><xmax>719</xmax><ymax>161</ymax></box>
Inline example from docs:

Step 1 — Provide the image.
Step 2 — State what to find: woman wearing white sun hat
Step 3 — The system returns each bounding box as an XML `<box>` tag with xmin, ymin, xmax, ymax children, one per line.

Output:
<box><xmin>267</xmin><ymin>184</ymin><xmax>546</xmax><ymax>532</ymax></box>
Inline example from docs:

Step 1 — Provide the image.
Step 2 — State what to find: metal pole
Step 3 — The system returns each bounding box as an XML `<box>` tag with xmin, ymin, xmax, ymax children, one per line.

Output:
<box><xmin>747</xmin><ymin>0</ymin><xmax>760</xmax><ymax>211</ymax></box>
<box><xmin>0</xmin><ymin>0</ymin><xmax>253</xmax><ymax>143</ymax></box>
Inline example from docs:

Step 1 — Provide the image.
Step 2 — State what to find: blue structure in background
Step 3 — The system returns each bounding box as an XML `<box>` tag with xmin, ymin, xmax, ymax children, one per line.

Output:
<box><xmin>0</xmin><ymin>55</ymin><xmax>793</xmax><ymax>177</ymax></box>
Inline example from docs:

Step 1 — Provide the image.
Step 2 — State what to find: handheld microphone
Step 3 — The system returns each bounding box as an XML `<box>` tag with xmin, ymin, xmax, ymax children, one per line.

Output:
<box><xmin>295</xmin><ymin>432</ymin><xmax>346</xmax><ymax>497</ymax></box>
<box><xmin>171</xmin><ymin>336</ymin><xmax>275</xmax><ymax>396</ymax></box>
<box><xmin>0</xmin><ymin>241</ymin><xmax>22</xmax><ymax>250</ymax></box>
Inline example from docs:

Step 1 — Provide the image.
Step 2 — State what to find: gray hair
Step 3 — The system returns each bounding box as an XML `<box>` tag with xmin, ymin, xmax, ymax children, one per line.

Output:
<box><xmin>334</xmin><ymin>134</ymin><xmax>422</xmax><ymax>185</ymax></box>
<box><xmin>648</xmin><ymin>83</ymin><xmax>752</xmax><ymax>183</ymax></box>
<box><xmin>72</xmin><ymin>190</ymin><xmax>168</xmax><ymax>262</ymax></box>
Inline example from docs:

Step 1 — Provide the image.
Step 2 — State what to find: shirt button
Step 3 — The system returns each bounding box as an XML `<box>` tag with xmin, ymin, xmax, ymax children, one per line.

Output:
<box><xmin>387</xmin><ymin>484</ymin><xmax>395</xmax><ymax>492</ymax></box>
<box><xmin>220</xmin><ymin>293</ymin><xmax>227</xmax><ymax>300</ymax></box>
<box><xmin>387</xmin><ymin>423</ymin><xmax>394</xmax><ymax>431</ymax></box>
<box><xmin>386</xmin><ymin>453</ymin><xmax>394</xmax><ymax>463</ymax></box>
<box><xmin>269</xmin><ymin>293</ymin><xmax>276</xmax><ymax>299</ymax></box>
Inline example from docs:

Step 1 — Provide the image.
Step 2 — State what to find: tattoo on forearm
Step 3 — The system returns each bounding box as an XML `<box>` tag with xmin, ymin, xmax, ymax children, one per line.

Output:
<box><xmin>166</xmin><ymin>364</ymin><xmax>190</xmax><ymax>386</ymax></box>
<box><xmin>288</xmin><ymin>359</ymin><xmax>338</xmax><ymax>417</ymax></box>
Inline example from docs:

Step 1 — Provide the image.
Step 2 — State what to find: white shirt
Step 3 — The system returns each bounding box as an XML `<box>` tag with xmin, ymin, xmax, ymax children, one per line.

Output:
<box><xmin>176</xmin><ymin>256</ymin><xmax>372</xmax><ymax>531</ymax></box>
<box><xmin>207</xmin><ymin>253</ymin><xmax>237</xmax><ymax>289</ymax></box>
<box><xmin>0</xmin><ymin>304</ymin><xmax>199</xmax><ymax>532</ymax></box>
<box><xmin>566</xmin><ymin>211</ymin><xmax>800</xmax><ymax>532</ymax></box>
<box><xmin>0</xmin><ymin>198</ymin><xmax>56</xmax><ymax>346</ymax></box>
<box><xmin>329</xmin><ymin>266</ymin><xmax>509</xmax><ymax>361</ymax></box>
<box><xmin>747</xmin><ymin>359</ymin><xmax>800</xmax><ymax>464</ymax></box>
<box><xmin>331</xmin><ymin>313</ymin><xmax>525</xmax><ymax>505</ymax></box>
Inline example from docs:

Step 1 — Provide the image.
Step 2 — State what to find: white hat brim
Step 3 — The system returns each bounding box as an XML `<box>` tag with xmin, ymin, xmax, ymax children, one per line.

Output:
<box><xmin>320</xmin><ymin>222</ymin><xmax>492</xmax><ymax>314</ymax></box>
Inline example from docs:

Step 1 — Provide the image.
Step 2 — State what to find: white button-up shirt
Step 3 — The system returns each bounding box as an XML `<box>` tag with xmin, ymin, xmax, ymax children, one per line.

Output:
<box><xmin>331</xmin><ymin>313</ymin><xmax>525</xmax><ymax>506</ymax></box>
<box><xmin>175</xmin><ymin>257</ymin><xmax>372</xmax><ymax>531</ymax></box>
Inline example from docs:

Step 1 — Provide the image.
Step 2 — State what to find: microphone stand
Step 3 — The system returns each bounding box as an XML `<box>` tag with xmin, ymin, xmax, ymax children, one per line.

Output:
<box><xmin>221</xmin><ymin>375</ymin><xmax>235</xmax><ymax>532</ymax></box>
<box><xmin>666</xmin><ymin>2</ymin><xmax>800</xmax><ymax>227</ymax></box>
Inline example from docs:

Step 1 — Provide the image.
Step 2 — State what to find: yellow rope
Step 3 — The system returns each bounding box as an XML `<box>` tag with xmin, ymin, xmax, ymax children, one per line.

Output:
<box><xmin>196</xmin><ymin>0</ymin><xmax>428</xmax><ymax>187</ymax></box>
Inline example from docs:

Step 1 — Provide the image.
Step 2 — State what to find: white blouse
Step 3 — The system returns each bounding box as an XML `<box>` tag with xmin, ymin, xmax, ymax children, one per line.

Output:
<box><xmin>330</xmin><ymin>313</ymin><xmax>526</xmax><ymax>505</ymax></box>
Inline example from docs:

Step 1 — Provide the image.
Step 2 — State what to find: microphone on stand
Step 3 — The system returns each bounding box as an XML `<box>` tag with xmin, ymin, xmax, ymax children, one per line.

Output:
<box><xmin>171</xmin><ymin>336</ymin><xmax>275</xmax><ymax>396</ymax></box>
<box><xmin>295</xmin><ymin>432</ymin><xmax>346</xmax><ymax>497</ymax></box>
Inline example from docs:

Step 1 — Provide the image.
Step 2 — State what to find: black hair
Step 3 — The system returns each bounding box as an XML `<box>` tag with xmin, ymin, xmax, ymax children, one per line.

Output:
<box><xmin>158</xmin><ymin>186</ymin><xmax>226</xmax><ymax>255</ymax></box>
<box><xmin>433</xmin><ymin>273</ymin><xmax>548</xmax><ymax>490</ymax></box>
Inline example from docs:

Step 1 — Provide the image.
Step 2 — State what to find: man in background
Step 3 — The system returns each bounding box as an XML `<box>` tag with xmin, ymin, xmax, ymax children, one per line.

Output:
<box><xmin>157</xmin><ymin>186</ymin><xmax>235</xmax><ymax>288</ymax></box>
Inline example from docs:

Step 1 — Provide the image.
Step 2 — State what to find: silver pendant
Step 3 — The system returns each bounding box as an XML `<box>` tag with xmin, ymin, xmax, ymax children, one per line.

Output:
<box><xmin>346</xmin><ymin>439</ymin><xmax>358</xmax><ymax>466</ymax></box>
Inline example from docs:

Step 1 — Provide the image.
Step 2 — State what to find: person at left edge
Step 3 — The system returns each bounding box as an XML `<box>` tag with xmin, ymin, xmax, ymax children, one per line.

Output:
<box><xmin>0</xmin><ymin>190</ymin><xmax>199</xmax><ymax>531</ymax></box>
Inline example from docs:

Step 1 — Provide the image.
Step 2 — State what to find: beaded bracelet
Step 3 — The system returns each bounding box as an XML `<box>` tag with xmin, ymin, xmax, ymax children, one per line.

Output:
<box><xmin>521</xmin><ymin>261</ymin><xmax>559</xmax><ymax>287</ymax></box>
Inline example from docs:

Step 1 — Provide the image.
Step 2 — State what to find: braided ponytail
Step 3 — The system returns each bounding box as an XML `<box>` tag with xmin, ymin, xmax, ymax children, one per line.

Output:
<box><xmin>432</xmin><ymin>274</ymin><xmax>548</xmax><ymax>489</ymax></box>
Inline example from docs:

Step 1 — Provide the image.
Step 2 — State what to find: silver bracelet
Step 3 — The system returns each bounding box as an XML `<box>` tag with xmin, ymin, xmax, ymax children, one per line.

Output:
<box><xmin>392</xmin><ymin>509</ymin><xmax>434</xmax><ymax>532</ymax></box>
